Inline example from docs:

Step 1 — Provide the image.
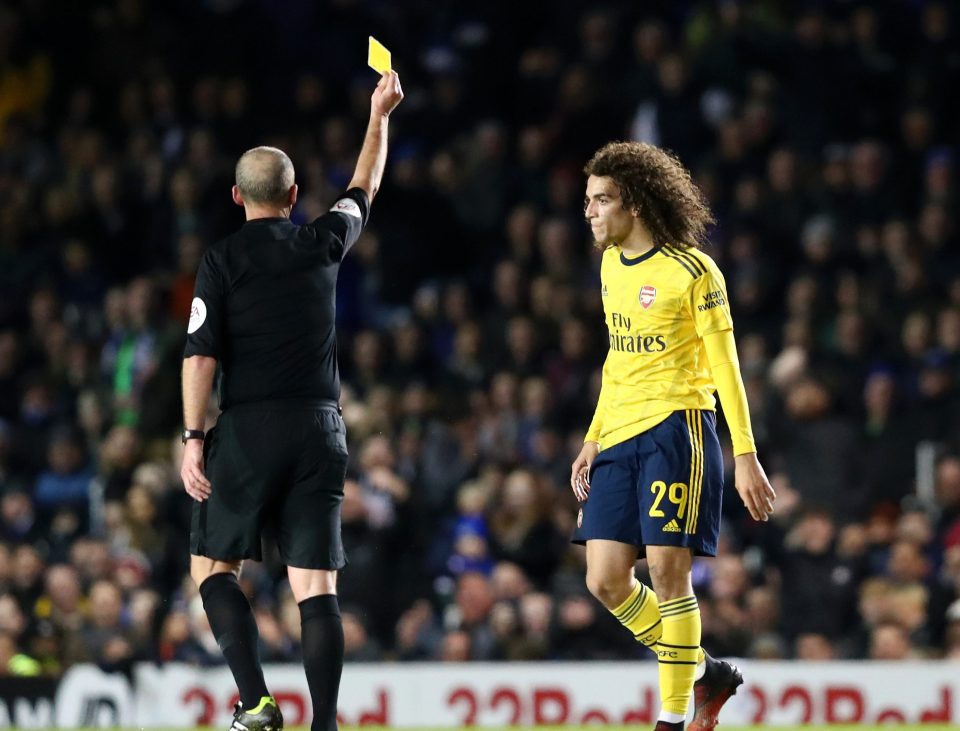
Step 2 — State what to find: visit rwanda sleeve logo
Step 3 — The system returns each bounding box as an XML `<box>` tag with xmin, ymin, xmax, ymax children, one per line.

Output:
<box><xmin>639</xmin><ymin>285</ymin><xmax>657</xmax><ymax>309</ymax></box>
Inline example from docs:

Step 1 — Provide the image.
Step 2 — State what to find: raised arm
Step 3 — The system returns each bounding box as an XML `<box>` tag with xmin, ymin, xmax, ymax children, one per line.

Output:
<box><xmin>347</xmin><ymin>71</ymin><xmax>404</xmax><ymax>203</ymax></box>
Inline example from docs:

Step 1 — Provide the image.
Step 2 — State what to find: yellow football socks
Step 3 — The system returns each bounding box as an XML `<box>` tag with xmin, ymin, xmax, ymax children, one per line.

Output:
<box><xmin>611</xmin><ymin>581</ymin><xmax>663</xmax><ymax>648</ymax></box>
<box><xmin>610</xmin><ymin>582</ymin><xmax>708</xmax><ymax>722</ymax></box>
<box><xmin>657</xmin><ymin>595</ymin><xmax>702</xmax><ymax>718</ymax></box>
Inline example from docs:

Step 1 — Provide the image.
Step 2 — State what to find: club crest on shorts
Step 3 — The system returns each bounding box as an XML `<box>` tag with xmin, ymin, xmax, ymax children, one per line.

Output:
<box><xmin>577</xmin><ymin>508</ymin><xmax>583</xmax><ymax>528</ymax></box>
<box><xmin>639</xmin><ymin>285</ymin><xmax>657</xmax><ymax>309</ymax></box>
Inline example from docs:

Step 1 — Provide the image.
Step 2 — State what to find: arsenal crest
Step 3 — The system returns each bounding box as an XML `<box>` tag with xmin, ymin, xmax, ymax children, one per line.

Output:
<box><xmin>639</xmin><ymin>285</ymin><xmax>657</xmax><ymax>309</ymax></box>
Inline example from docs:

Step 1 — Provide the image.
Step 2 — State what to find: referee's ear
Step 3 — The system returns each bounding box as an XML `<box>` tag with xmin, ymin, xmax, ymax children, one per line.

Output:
<box><xmin>231</xmin><ymin>185</ymin><xmax>244</xmax><ymax>207</ymax></box>
<box><xmin>287</xmin><ymin>184</ymin><xmax>298</xmax><ymax>208</ymax></box>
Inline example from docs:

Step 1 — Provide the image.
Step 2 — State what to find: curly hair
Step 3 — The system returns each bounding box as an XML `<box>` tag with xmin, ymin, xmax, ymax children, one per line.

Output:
<box><xmin>584</xmin><ymin>141</ymin><xmax>715</xmax><ymax>250</ymax></box>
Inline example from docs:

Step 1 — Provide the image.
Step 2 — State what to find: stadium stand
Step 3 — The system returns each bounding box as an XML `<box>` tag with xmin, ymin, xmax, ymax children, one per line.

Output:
<box><xmin>0</xmin><ymin>0</ymin><xmax>959</xmax><ymax>677</ymax></box>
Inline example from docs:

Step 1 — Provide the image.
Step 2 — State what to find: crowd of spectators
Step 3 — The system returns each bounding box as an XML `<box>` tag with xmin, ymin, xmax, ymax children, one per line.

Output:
<box><xmin>2</xmin><ymin>0</ymin><xmax>960</xmax><ymax>675</ymax></box>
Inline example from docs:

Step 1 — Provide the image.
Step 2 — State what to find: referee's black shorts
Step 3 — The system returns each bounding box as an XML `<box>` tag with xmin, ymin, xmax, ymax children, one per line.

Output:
<box><xmin>190</xmin><ymin>399</ymin><xmax>348</xmax><ymax>570</ymax></box>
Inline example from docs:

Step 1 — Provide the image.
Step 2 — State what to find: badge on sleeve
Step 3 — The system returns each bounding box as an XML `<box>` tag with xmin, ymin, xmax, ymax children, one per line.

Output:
<box><xmin>188</xmin><ymin>297</ymin><xmax>207</xmax><ymax>334</ymax></box>
<box><xmin>330</xmin><ymin>198</ymin><xmax>362</xmax><ymax>219</ymax></box>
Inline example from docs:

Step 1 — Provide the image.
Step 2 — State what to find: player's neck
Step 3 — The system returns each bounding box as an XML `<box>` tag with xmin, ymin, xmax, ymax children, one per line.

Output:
<box><xmin>619</xmin><ymin>229</ymin><xmax>656</xmax><ymax>256</ymax></box>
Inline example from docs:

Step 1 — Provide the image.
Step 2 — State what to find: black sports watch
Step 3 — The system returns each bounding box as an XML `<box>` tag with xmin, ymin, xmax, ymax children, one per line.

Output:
<box><xmin>181</xmin><ymin>429</ymin><xmax>205</xmax><ymax>445</ymax></box>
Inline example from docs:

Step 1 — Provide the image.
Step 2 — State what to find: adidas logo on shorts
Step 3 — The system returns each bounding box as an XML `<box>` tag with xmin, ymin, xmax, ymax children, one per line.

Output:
<box><xmin>662</xmin><ymin>519</ymin><xmax>680</xmax><ymax>533</ymax></box>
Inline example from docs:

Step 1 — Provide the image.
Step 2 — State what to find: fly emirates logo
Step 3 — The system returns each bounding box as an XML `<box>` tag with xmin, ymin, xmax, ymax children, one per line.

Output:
<box><xmin>608</xmin><ymin>313</ymin><xmax>667</xmax><ymax>353</ymax></box>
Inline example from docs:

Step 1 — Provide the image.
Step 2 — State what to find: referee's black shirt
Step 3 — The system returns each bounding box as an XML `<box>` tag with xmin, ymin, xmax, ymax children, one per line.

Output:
<box><xmin>183</xmin><ymin>188</ymin><xmax>369</xmax><ymax>409</ymax></box>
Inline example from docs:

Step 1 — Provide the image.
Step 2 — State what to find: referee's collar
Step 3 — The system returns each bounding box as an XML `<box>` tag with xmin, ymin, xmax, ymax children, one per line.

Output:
<box><xmin>244</xmin><ymin>216</ymin><xmax>289</xmax><ymax>225</ymax></box>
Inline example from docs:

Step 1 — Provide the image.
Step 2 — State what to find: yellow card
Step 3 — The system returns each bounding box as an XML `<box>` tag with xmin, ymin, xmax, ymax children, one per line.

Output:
<box><xmin>368</xmin><ymin>36</ymin><xmax>392</xmax><ymax>74</ymax></box>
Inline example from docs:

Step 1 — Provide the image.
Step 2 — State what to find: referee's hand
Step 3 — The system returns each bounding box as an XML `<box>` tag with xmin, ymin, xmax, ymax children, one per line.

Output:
<box><xmin>371</xmin><ymin>71</ymin><xmax>403</xmax><ymax>117</ymax></box>
<box><xmin>180</xmin><ymin>441</ymin><xmax>212</xmax><ymax>501</ymax></box>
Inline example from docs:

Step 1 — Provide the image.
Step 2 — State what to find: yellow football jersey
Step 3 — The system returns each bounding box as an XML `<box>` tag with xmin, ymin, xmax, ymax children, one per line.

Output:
<box><xmin>585</xmin><ymin>244</ymin><xmax>733</xmax><ymax>451</ymax></box>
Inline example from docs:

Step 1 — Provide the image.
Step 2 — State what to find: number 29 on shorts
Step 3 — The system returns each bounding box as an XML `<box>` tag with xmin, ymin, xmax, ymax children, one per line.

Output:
<box><xmin>649</xmin><ymin>480</ymin><xmax>689</xmax><ymax>519</ymax></box>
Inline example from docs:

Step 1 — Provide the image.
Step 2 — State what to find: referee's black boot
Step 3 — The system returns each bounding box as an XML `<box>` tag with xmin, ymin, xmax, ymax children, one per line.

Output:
<box><xmin>230</xmin><ymin>696</ymin><xmax>283</xmax><ymax>731</ymax></box>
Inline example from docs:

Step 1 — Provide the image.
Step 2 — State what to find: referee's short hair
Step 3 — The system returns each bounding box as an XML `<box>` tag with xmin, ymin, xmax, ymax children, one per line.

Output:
<box><xmin>235</xmin><ymin>146</ymin><xmax>295</xmax><ymax>204</ymax></box>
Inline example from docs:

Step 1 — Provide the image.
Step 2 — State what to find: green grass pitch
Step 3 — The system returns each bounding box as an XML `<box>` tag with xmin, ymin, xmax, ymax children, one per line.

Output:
<box><xmin>36</xmin><ymin>726</ymin><xmax>960</xmax><ymax>731</ymax></box>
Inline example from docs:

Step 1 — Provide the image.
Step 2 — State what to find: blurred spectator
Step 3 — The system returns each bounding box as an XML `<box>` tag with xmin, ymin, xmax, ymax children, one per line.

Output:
<box><xmin>33</xmin><ymin>426</ymin><xmax>93</xmax><ymax>523</ymax></box>
<box><xmin>780</xmin><ymin>511</ymin><xmax>858</xmax><ymax>644</ymax></box>
<box><xmin>395</xmin><ymin>599</ymin><xmax>443</xmax><ymax>661</ymax></box>
<box><xmin>445</xmin><ymin>483</ymin><xmax>494</xmax><ymax>577</ymax></box>
<box><xmin>795</xmin><ymin>633</ymin><xmax>835</xmax><ymax>661</ymax></box>
<box><xmin>438</xmin><ymin>630</ymin><xmax>471</xmax><ymax>662</ymax></box>
<box><xmin>96</xmin><ymin>424</ymin><xmax>142</xmax><ymax>502</ymax></box>
<box><xmin>0</xmin><ymin>629</ymin><xmax>41</xmax><ymax>676</ymax></box>
<box><xmin>776</xmin><ymin>379</ymin><xmax>863</xmax><ymax>517</ymax></box>
<box><xmin>936</xmin><ymin>456</ymin><xmax>960</xmax><ymax>539</ymax></box>
<box><xmin>35</xmin><ymin>564</ymin><xmax>84</xmax><ymax>660</ymax></box>
<box><xmin>1</xmin><ymin>488</ymin><xmax>41</xmax><ymax>544</ymax></box>
<box><xmin>10</xmin><ymin>545</ymin><xmax>44</xmax><ymax>614</ymax></box>
<box><xmin>869</xmin><ymin>622</ymin><xmax>915</xmax><ymax>660</ymax></box>
<box><xmin>449</xmin><ymin>572</ymin><xmax>496</xmax><ymax>660</ymax></box>
<box><xmin>342</xmin><ymin>610</ymin><xmax>382</xmax><ymax>663</ymax></box>
<box><xmin>489</xmin><ymin>469</ymin><xmax>563</xmax><ymax>586</ymax></box>
<box><xmin>945</xmin><ymin>600</ymin><xmax>960</xmax><ymax>660</ymax></box>
<box><xmin>0</xmin><ymin>0</ymin><xmax>959</xmax><ymax>669</ymax></box>
<box><xmin>252</xmin><ymin>605</ymin><xmax>295</xmax><ymax>663</ymax></box>
<box><xmin>859</xmin><ymin>371</ymin><xmax>914</xmax><ymax>506</ymax></box>
<box><xmin>551</xmin><ymin>593</ymin><xmax>628</xmax><ymax>660</ymax></box>
<box><xmin>79</xmin><ymin>579</ymin><xmax>136</xmax><ymax>669</ymax></box>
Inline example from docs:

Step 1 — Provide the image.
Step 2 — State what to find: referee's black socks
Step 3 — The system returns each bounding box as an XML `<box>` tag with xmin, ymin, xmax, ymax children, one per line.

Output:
<box><xmin>299</xmin><ymin>594</ymin><xmax>344</xmax><ymax>731</ymax></box>
<box><xmin>198</xmin><ymin>572</ymin><xmax>269</xmax><ymax>709</ymax></box>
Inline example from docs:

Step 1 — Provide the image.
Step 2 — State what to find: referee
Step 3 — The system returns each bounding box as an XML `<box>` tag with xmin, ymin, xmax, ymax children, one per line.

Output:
<box><xmin>179</xmin><ymin>71</ymin><xmax>403</xmax><ymax>731</ymax></box>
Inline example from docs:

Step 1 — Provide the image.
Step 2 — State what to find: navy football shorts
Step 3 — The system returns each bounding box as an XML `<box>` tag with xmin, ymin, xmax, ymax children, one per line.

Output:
<box><xmin>572</xmin><ymin>409</ymin><xmax>723</xmax><ymax>557</ymax></box>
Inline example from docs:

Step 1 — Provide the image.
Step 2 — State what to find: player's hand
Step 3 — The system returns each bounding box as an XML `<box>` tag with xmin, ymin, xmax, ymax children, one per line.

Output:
<box><xmin>734</xmin><ymin>452</ymin><xmax>776</xmax><ymax>522</ymax></box>
<box><xmin>180</xmin><ymin>440</ymin><xmax>212</xmax><ymax>501</ymax></box>
<box><xmin>371</xmin><ymin>71</ymin><xmax>403</xmax><ymax>117</ymax></box>
<box><xmin>570</xmin><ymin>441</ymin><xmax>599</xmax><ymax>502</ymax></box>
